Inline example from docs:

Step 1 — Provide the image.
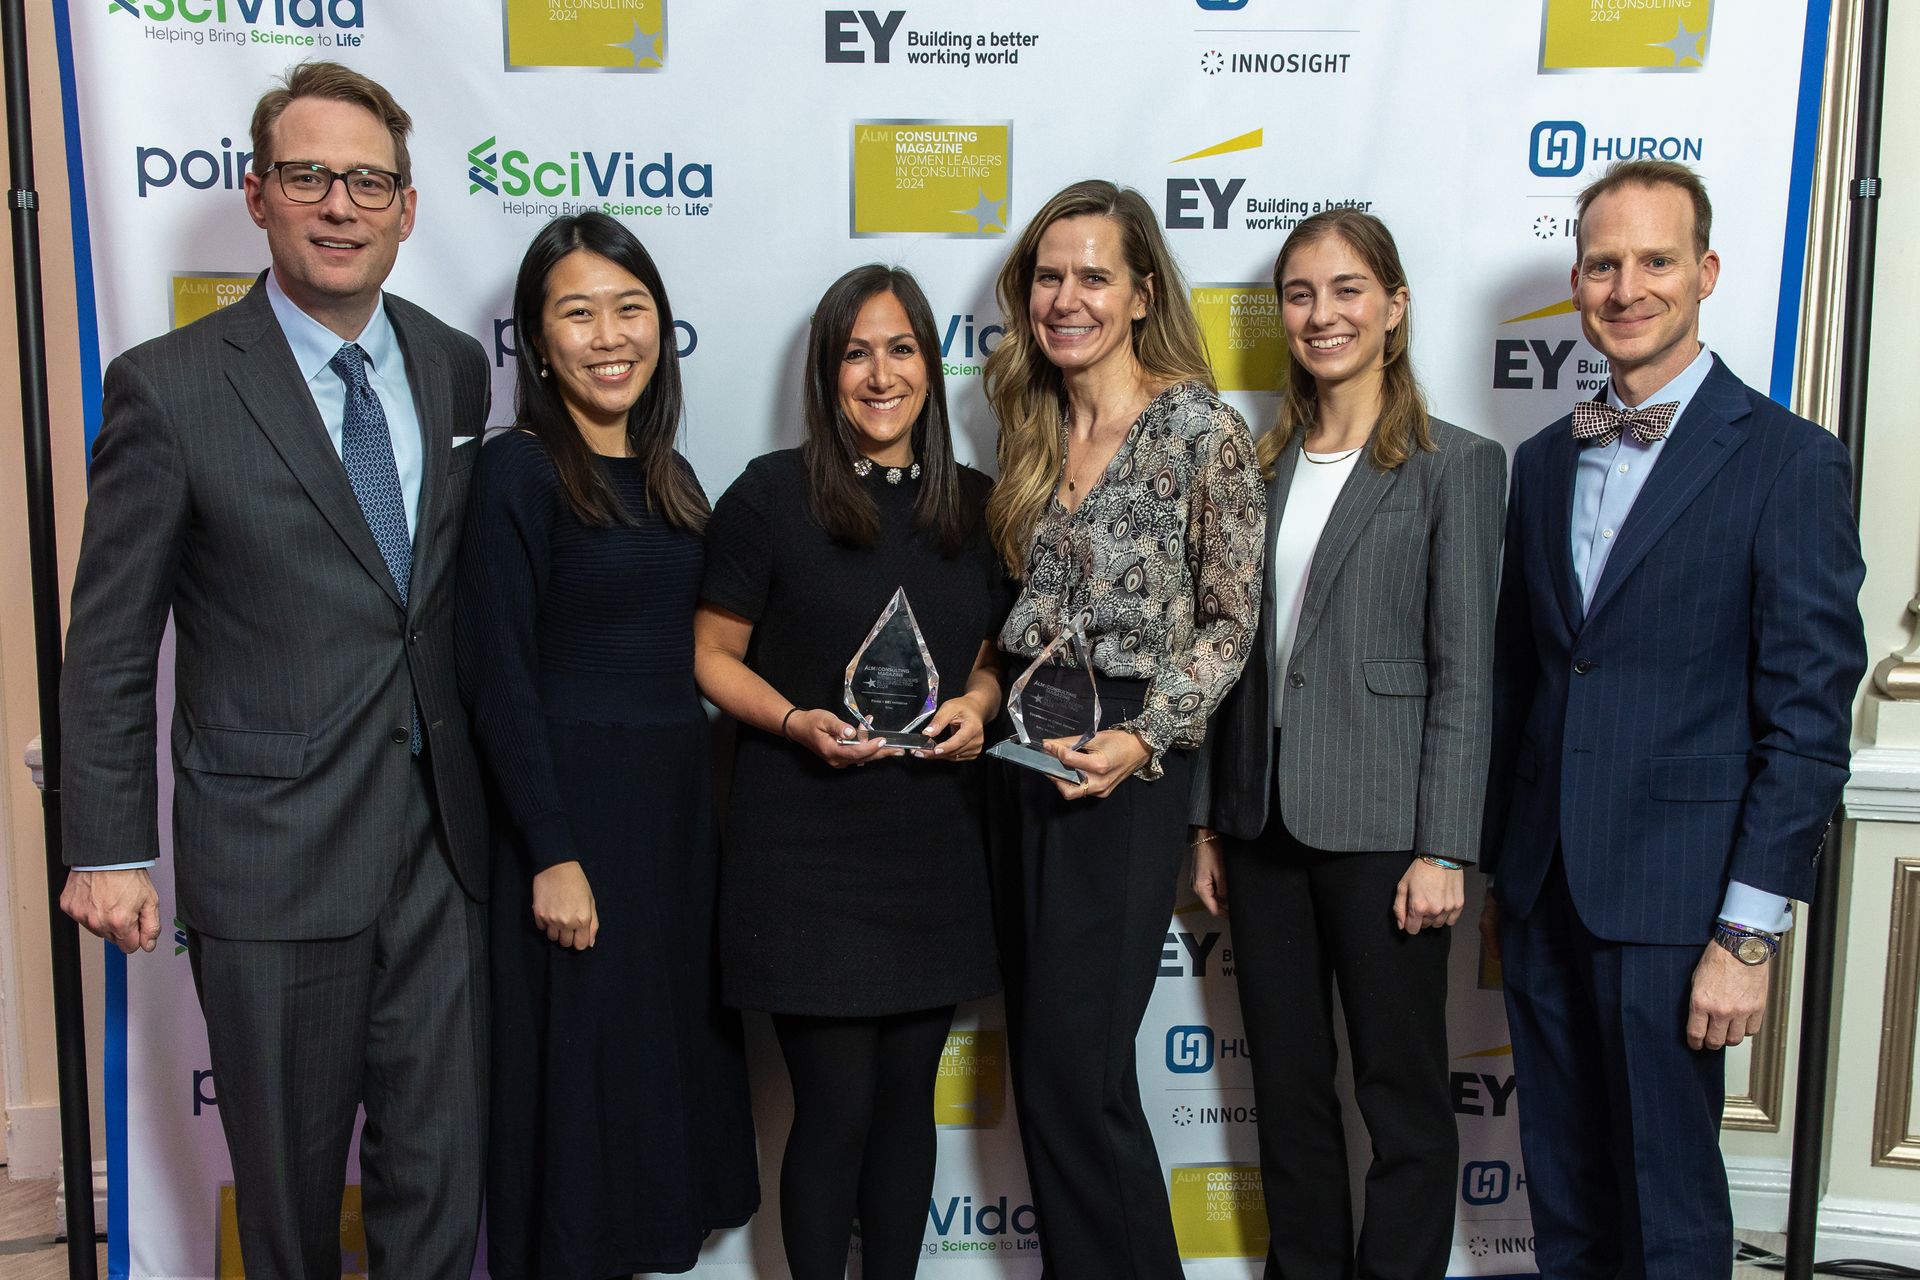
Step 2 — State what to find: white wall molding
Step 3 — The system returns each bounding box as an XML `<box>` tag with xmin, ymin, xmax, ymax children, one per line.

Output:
<box><xmin>5</xmin><ymin>1101</ymin><xmax>59</xmax><ymax>1180</ymax></box>
<box><xmin>1814</xmin><ymin>1195</ymin><xmax>1920</xmax><ymax>1269</ymax></box>
<box><xmin>1846</xmin><ymin>744</ymin><xmax>1920</xmax><ymax>823</ymax></box>
<box><xmin>1727</xmin><ymin>1155</ymin><xmax>1792</xmax><ymax>1233</ymax></box>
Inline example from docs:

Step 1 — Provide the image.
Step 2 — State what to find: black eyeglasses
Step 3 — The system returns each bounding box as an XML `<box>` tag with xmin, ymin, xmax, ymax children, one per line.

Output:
<box><xmin>264</xmin><ymin>162</ymin><xmax>403</xmax><ymax>210</ymax></box>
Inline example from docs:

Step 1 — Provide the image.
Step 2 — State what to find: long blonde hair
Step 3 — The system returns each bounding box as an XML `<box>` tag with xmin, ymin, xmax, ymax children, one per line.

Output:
<box><xmin>1256</xmin><ymin>209</ymin><xmax>1432</xmax><ymax>480</ymax></box>
<box><xmin>984</xmin><ymin>180</ymin><xmax>1215</xmax><ymax>575</ymax></box>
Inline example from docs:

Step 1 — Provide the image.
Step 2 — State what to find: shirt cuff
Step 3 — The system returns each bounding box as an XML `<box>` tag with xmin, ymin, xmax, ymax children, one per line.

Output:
<box><xmin>1719</xmin><ymin>881</ymin><xmax>1794</xmax><ymax>934</ymax></box>
<box><xmin>72</xmin><ymin>860</ymin><xmax>157</xmax><ymax>871</ymax></box>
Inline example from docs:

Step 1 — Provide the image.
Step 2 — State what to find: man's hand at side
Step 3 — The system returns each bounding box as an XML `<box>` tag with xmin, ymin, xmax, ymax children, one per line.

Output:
<box><xmin>61</xmin><ymin>868</ymin><xmax>161</xmax><ymax>954</ymax></box>
<box><xmin>1687</xmin><ymin>941</ymin><xmax>1768</xmax><ymax>1050</ymax></box>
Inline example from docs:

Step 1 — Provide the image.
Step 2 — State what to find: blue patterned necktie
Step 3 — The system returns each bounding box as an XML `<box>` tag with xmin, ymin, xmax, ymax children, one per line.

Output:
<box><xmin>330</xmin><ymin>342</ymin><xmax>420</xmax><ymax>754</ymax></box>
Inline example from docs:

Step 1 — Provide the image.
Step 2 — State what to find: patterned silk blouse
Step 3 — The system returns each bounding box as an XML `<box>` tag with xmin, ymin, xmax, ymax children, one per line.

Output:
<box><xmin>1000</xmin><ymin>380</ymin><xmax>1266</xmax><ymax>778</ymax></box>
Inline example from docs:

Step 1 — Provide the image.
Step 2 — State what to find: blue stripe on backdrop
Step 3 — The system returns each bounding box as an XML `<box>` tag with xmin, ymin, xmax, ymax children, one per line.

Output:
<box><xmin>49</xmin><ymin>3</ymin><xmax>123</xmax><ymax>1276</ymax></box>
<box><xmin>51</xmin><ymin>0</ymin><xmax>107</xmax><ymax>459</ymax></box>
<box><xmin>1771</xmin><ymin>0</ymin><xmax>1836</xmax><ymax>405</ymax></box>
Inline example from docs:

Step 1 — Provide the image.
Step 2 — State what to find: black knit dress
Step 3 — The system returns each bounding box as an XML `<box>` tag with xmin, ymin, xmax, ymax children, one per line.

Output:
<box><xmin>456</xmin><ymin>430</ymin><xmax>758</xmax><ymax>1280</ymax></box>
<box><xmin>700</xmin><ymin>449</ymin><xmax>1007</xmax><ymax>1016</ymax></box>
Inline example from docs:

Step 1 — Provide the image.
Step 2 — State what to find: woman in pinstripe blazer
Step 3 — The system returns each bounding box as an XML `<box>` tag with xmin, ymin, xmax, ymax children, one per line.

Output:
<box><xmin>1190</xmin><ymin>210</ymin><xmax>1506</xmax><ymax>1280</ymax></box>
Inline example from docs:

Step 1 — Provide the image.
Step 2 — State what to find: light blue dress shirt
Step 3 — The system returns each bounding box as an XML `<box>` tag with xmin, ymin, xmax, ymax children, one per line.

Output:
<box><xmin>76</xmin><ymin>274</ymin><xmax>425</xmax><ymax>872</ymax></box>
<box><xmin>1571</xmin><ymin>344</ymin><xmax>1792</xmax><ymax>934</ymax></box>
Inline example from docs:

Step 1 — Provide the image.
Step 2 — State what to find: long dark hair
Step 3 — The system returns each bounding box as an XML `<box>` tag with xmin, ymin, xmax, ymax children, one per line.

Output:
<box><xmin>511</xmin><ymin>211</ymin><xmax>708</xmax><ymax>531</ymax></box>
<box><xmin>802</xmin><ymin>265</ymin><xmax>974</xmax><ymax>555</ymax></box>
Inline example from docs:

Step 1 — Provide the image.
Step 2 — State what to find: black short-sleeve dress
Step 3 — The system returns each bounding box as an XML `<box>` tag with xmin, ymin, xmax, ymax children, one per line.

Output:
<box><xmin>700</xmin><ymin>449</ymin><xmax>1007</xmax><ymax>1016</ymax></box>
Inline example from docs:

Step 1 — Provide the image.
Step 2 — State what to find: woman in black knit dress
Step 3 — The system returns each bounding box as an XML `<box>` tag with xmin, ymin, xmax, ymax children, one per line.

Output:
<box><xmin>456</xmin><ymin>212</ymin><xmax>757</xmax><ymax>1279</ymax></box>
<box><xmin>694</xmin><ymin>265</ymin><xmax>1009</xmax><ymax>1280</ymax></box>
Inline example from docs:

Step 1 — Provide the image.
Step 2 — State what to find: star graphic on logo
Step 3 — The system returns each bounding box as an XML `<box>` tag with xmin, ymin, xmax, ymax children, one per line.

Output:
<box><xmin>609</xmin><ymin>19</ymin><xmax>664</xmax><ymax>69</ymax></box>
<box><xmin>1533</xmin><ymin>214</ymin><xmax>1558</xmax><ymax>240</ymax></box>
<box><xmin>1200</xmin><ymin>49</ymin><xmax>1225</xmax><ymax>75</ymax></box>
<box><xmin>952</xmin><ymin>188</ymin><xmax>1006</xmax><ymax>233</ymax></box>
<box><xmin>1647</xmin><ymin>19</ymin><xmax>1706</xmax><ymax>67</ymax></box>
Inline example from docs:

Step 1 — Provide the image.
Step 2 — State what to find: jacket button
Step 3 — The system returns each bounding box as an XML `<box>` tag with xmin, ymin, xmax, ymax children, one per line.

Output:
<box><xmin>408</xmin><ymin>630</ymin><xmax>420</xmax><ymax>644</ymax></box>
<box><xmin>390</xmin><ymin>727</ymin><xmax>409</xmax><ymax>744</ymax></box>
<box><xmin>1288</xmin><ymin>672</ymin><xmax>1306</xmax><ymax>689</ymax></box>
<box><xmin>1574</xmin><ymin>659</ymin><xmax>1593</xmax><ymax>675</ymax></box>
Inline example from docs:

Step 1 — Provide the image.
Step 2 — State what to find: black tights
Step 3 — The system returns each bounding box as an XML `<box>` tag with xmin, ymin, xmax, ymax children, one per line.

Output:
<box><xmin>771</xmin><ymin>1005</ymin><xmax>956</xmax><ymax>1280</ymax></box>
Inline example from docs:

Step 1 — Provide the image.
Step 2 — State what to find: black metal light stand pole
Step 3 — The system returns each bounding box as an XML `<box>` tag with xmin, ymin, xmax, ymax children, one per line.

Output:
<box><xmin>2</xmin><ymin>2</ymin><xmax>101</xmax><ymax>1276</ymax></box>
<box><xmin>1784</xmin><ymin>1</ymin><xmax>1889</xmax><ymax>1276</ymax></box>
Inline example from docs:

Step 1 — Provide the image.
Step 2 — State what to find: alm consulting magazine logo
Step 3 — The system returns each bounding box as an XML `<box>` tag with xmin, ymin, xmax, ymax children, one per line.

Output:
<box><xmin>1190</xmin><ymin>283</ymin><xmax>1285</xmax><ymax>394</ymax></box>
<box><xmin>172</xmin><ymin>272</ymin><xmax>256</xmax><ymax>330</ymax></box>
<box><xmin>933</xmin><ymin>1028</ymin><xmax>1006</xmax><ymax>1127</ymax></box>
<box><xmin>850</xmin><ymin>121</ymin><xmax>1010</xmax><ymax>238</ymax></box>
<box><xmin>503</xmin><ymin>0</ymin><xmax>664</xmax><ymax>72</ymax></box>
<box><xmin>1539</xmin><ymin>0</ymin><xmax>1711</xmax><ymax>73</ymax></box>
<box><xmin>1168</xmin><ymin>1163</ymin><xmax>1269</xmax><ymax>1260</ymax></box>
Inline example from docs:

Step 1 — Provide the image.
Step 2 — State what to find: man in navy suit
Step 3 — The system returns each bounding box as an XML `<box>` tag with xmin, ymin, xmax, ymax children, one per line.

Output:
<box><xmin>1480</xmin><ymin>160</ymin><xmax>1865</xmax><ymax>1278</ymax></box>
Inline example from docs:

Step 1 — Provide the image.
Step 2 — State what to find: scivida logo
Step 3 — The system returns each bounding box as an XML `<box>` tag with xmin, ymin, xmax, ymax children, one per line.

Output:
<box><xmin>108</xmin><ymin>0</ymin><xmax>364</xmax><ymax>28</ymax></box>
<box><xmin>465</xmin><ymin>136</ymin><xmax>713</xmax><ymax>202</ymax></box>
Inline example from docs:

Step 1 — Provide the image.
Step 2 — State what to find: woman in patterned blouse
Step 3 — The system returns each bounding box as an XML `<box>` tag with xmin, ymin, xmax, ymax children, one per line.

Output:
<box><xmin>982</xmin><ymin>178</ymin><xmax>1265</xmax><ymax>1278</ymax></box>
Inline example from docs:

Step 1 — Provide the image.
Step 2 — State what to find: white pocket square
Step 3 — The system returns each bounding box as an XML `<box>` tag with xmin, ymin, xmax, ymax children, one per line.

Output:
<box><xmin>452</xmin><ymin>434</ymin><xmax>478</xmax><ymax>448</ymax></box>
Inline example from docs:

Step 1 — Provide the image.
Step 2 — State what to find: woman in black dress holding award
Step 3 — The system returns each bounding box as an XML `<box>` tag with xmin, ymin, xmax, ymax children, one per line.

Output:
<box><xmin>693</xmin><ymin>265</ymin><xmax>1007</xmax><ymax>1280</ymax></box>
<box><xmin>456</xmin><ymin>212</ymin><xmax>758</xmax><ymax>1278</ymax></box>
<box><xmin>983</xmin><ymin>179</ymin><xmax>1265</xmax><ymax>1278</ymax></box>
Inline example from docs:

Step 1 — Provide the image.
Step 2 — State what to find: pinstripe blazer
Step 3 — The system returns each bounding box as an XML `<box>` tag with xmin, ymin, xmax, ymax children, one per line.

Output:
<box><xmin>1194</xmin><ymin>416</ymin><xmax>1506</xmax><ymax>858</ymax></box>
<box><xmin>1480</xmin><ymin>357</ymin><xmax>1866</xmax><ymax>942</ymax></box>
<box><xmin>60</xmin><ymin>278</ymin><xmax>492</xmax><ymax>940</ymax></box>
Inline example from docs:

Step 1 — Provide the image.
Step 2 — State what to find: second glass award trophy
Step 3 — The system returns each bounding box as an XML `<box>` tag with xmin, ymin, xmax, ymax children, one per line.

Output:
<box><xmin>844</xmin><ymin>587</ymin><xmax>940</xmax><ymax>748</ymax></box>
<box><xmin>986</xmin><ymin>623</ymin><xmax>1101</xmax><ymax>783</ymax></box>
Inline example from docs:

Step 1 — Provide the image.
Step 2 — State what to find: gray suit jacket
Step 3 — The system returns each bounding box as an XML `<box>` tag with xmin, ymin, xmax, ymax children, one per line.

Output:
<box><xmin>1193</xmin><ymin>417</ymin><xmax>1505</xmax><ymax>859</ymax></box>
<box><xmin>61</xmin><ymin>277</ymin><xmax>491</xmax><ymax>939</ymax></box>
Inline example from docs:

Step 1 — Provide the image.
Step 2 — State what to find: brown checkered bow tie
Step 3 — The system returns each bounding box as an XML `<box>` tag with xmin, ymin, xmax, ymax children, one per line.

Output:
<box><xmin>1570</xmin><ymin>399</ymin><xmax>1679</xmax><ymax>447</ymax></box>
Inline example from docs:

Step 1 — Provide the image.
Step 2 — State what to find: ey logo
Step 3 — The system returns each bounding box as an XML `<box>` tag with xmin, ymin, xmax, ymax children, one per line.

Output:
<box><xmin>825</xmin><ymin>9</ymin><xmax>904</xmax><ymax>62</ymax></box>
<box><xmin>1166</xmin><ymin>1025</ymin><xmax>1214</xmax><ymax>1074</ymax></box>
<box><xmin>504</xmin><ymin>0</ymin><xmax>664</xmax><ymax>72</ymax></box>
<box><xmin>1529</xmin><ymin>121</ymin><xmax>1585</xmax><ymax>177</ymax></box>
<box><xmin>1540</xmin><ymin>0</ymin><xmax>1711</xmax><ymax>73</ymax></box>
<box><xmin>1165</xmin><ymin>127</ymin><xmax>1261</xmax><ymax>231</ymax></box>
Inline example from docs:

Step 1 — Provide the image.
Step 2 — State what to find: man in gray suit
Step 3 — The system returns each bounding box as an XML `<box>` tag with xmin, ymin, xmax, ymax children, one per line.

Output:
<box><xmin>58</xmin><ymin>61</ymin><xmax>489</xmax><ymax>1277</ymax></box>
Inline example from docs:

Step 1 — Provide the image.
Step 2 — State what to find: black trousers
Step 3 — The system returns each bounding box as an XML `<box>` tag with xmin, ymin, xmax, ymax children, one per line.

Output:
<box><xmin>991</xmin><ymin>744</ymin><xmax>1191</xmax><ymax>1280</ymax></box>
<box><xmin>1225</xmin><ymin>816</ymin><xmax>1455</xmax><ymax>1280</ymax></box>
<box><xmin>188</xmin><ymin>761</ymin><xmax>487</xmax><ymax>1280</ymax></box>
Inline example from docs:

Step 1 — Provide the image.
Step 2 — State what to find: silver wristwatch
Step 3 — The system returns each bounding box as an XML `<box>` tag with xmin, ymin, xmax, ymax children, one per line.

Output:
<box><xmin>1711</xmin><ymin>922</ymin><xmax>1780</xmax><ymax>966</ymax></box>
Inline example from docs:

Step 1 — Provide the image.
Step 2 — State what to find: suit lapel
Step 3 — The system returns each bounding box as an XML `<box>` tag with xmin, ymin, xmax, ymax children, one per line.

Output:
<box><xmin>1544</xmin><ymin>427</ymin><xmax>1584</xmax><ymax>633</ymax></box>
<box><xmin>391</xmin><ymin>305</ymin><xmax>449</xmax><ymax>618</ymax></box>
<box><xmin>1582</xmin><ymin>357</ymin><xmax>1752</xmax><ymax>623</ymax></box>
<box><xmin>1288</xmin><ymin>442</ymin><xmax>1399</xmax><ymax>659</ymax></box>
<box><xmin>221</xmin><ymin>280</ymin><xmax>406</xmax><ymax>611</ymax></box>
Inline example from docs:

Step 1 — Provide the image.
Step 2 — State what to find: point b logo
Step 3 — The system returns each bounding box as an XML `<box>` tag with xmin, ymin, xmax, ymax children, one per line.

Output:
<box><xmin>1166</xmin><ymin>1025</ymin><xmax>1214</xmax><ymax>1073</ymax></box>
<box><xmin>1529</xmin><ymin>121</ymin><xmax>1585</xmax><ymax>177</ymax></box>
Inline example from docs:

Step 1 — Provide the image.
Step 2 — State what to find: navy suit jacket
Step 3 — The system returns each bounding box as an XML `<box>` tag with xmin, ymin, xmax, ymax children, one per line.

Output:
<box><xmin>1481</xmin><ymin>356</ymin><xmax>1865</xmax><ymax>944</ymax></box>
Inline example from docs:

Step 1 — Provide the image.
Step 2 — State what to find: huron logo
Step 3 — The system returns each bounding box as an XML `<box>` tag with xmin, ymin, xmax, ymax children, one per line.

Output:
<box><xmin>108</xmin><ymin>0</ymin><xmax>364</xmax><ymax>27</ymax></box>
<box><xmin>465</xmin><ymin>136</ymin><xmax>712</xmax><ymax>201</ymax></box>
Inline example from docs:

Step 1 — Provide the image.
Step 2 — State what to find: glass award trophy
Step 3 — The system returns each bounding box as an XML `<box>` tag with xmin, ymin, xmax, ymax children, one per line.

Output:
<box><xmin>986</xmin><ymin>622</ymin><xmax>1101</xmax><ymax>783</ymax></box>
<box><xmin>844</xmin><ymin>587</ymin><xmax>940</xmax><ymax>748</ymax></box>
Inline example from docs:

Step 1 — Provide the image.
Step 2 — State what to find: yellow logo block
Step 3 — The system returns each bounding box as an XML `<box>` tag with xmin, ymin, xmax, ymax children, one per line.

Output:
<box><xmin>1191</xmin><ymin>284</ymin><xmax>1287</xmax><ymax>393</ymax></box>
<box><xmin>171</xmin><ymin>273</ymin><xmax>256</xmax><ymax>330</ymax></box>
<box><xmin>851</xmin><ymin>121</ymin><xmax>1011</xmax><ymax>238</ymax></box>
<box><xmin>217</xmin><ymin>1183</ymin><xmax>367</xmax><ymax>1276</ymax></box>
<box><xmin>504</xmin><ymin>0</ymin><xmax>665</xmax><ymax>72</ymax></box>
<box><xmin>1540</xmin><ymin>0</ymin><xmax>1712</xmax><ymax>72</ymax></box>
<box><xmin>934</xmin><ymin>1028</ymin><xmax>1006</xmax><ymax>1128</ymax></box>
<box><xmin>1169</xmin><ymin>1163</ymin><xmax>1270</xmax><ymax>1259</ymax></box>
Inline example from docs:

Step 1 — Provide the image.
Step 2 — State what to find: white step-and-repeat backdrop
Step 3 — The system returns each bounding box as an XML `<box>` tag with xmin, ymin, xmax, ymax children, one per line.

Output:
<box><xmin>50</xmin><ymin>0</ymin><xmax>1830</xmax><ymax>1275</ymax></box>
